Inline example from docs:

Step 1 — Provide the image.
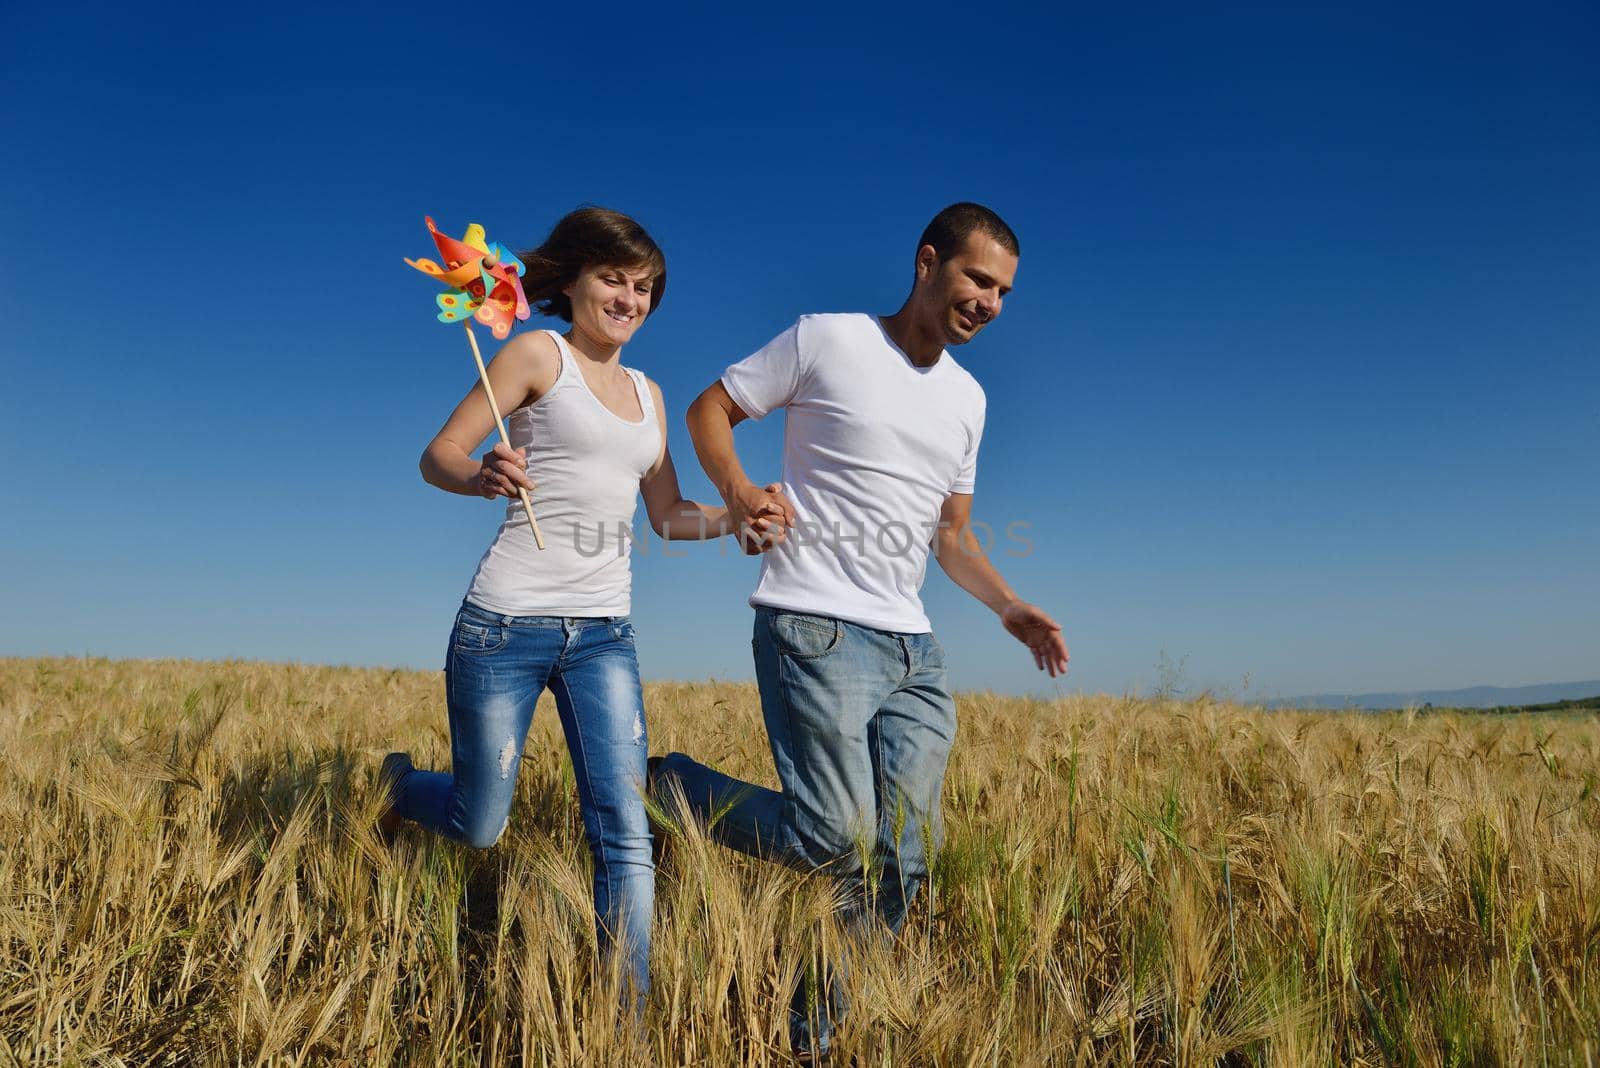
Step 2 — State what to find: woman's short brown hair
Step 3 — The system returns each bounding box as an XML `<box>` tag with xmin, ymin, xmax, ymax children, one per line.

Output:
<box><xmin>518</xmin><ymin>207</ymin><xmax>667</xmax><ymax>322</ymax></box>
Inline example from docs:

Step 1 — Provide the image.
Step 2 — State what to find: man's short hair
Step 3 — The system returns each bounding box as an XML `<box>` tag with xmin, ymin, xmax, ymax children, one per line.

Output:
<box><xmin>918</xmin><ymin>202</ymin><xmax>1020</xmax><ymax>261</ymax></box>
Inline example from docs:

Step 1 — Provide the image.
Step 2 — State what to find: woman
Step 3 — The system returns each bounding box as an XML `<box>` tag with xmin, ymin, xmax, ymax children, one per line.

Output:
<box><xmin>379</xmin><ymin>207</ymin><xmax>772</xmax><ymax>998</ymax></box>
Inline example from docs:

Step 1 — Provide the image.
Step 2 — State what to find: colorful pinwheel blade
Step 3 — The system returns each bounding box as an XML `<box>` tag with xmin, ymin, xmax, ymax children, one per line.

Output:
<box><xmin>435</xmin><ymin>290</ymin><xmax>481</xmax><ymax>324</ymax></box>
<box><xmin>490</xmin><ymin>243</ymin><xmax>525</xmax><ymax>277</ymax></box>
<box><xmin>407</xmin><ymin>255</ymin><xmax>481</xmax><ymax>289</ymax></box>
<box><xmin>474</xmin><ymin>283</ymin><xmax>518</xmax><ymax>339</ymax></box>
<box><xmin>460</xmin><ymin>223</ymin><xmax>490</xmax><ymax>256</ymax></box>
<box><xmin>509</xmin><ymin>272</ymin><xmax>531</xmax><ymax>320</ymax></box>
<box><xmin>424</xmin><ymin>216</ymin><xmax>490</xmax><ymax>272</ymax></box>
<box><xmin>485</xmin><ymin>244</ymin><xmax>531</xmax><ymax>320</ymax></box>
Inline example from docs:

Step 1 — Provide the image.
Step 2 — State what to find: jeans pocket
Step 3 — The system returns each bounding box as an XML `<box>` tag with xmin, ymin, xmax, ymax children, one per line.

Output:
<box><xmin>453</xmin><ymin>617</ymin><xmax>509</xmax><ymax>656</ymax></box>
<box><xmin>611</xmin><ymin>619</ymin><xmax>636</xmax><ymax>642</ymax></box>
<box><xmin>771</xmin><ymin>611</ymin><xmax>841</xmax><ymax>660</ymax></box>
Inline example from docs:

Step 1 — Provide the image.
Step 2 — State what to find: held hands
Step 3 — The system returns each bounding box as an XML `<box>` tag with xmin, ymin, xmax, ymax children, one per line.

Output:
<box><xmin>731</xmin><ymin>481</ymin><xmax>796</xmax><ymax>555</ymax></box>
<box><xmin>1001</xmin><ymin>600</ymin><xmax>1070</xmax><ymax>677</ymax></box>
<box><xmin>478</xmin><ymin>442</ymin><xmax>535</xmax><ymax>500</ymax></box>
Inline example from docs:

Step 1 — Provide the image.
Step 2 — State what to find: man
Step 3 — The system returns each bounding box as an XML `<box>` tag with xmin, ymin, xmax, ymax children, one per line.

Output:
<box><xmin>657</xmin><ymin>202</ymin><xmax>1068</xmax><ymax>1058</ymax></box>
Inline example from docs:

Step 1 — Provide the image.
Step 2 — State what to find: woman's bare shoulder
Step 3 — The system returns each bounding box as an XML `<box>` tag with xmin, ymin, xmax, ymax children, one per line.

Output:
<box><xmin>498</xmin><ymin>328</ymin><xmax>561</xmax><ymax>367</ymax></box>
<box><xmin>495</xmin><ymin>329</ymin><xmax>562</xmax><ymax>396</ymax></box>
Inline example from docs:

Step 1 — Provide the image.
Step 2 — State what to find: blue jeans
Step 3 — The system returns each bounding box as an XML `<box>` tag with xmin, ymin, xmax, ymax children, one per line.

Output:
<box><xmin>659</xmin><ymin>606</ymin><xmax>958</xmax><ymax>1051</ymax></box>
<box><xmin>391</xmin><ymin>601</ymin><xmax>654</xmax><ymax>996</ymax></box>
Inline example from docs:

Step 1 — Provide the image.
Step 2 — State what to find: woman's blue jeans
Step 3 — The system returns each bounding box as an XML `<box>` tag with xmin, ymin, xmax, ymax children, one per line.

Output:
<box><xmin>391</xmin><ymin>601</ymin><xmax>654</xmax><ymax>996</ymax></box>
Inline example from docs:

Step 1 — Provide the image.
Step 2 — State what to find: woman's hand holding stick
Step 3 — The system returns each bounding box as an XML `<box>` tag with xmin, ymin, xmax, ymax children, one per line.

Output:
<box><xmin>463</xmin><ymin>323</ymin><xmax>545</xmax><ymax>548</ymax></box>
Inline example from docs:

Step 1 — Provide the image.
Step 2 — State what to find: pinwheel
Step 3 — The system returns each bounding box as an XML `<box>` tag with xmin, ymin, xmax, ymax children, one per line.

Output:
<box><xmin>406</xmin><ymin>216</ymin><xmax>545</xmax><ymax>549</ymax></box>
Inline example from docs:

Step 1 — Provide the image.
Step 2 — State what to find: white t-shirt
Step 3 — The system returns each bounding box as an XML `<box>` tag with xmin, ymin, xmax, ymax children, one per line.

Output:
<box><xmin>722</xmin><ymin>312</ymin><xmax>986</xmax><ymax>633</ymax></box>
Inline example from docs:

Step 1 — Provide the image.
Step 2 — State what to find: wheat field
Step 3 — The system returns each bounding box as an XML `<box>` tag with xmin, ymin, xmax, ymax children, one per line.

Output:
<box><xmin>2</xmin><ymin>656</ymin><xmax>1597</xmax><ymax>1065</ymax></box>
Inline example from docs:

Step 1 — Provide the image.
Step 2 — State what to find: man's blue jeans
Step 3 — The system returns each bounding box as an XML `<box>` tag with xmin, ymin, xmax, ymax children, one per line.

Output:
<box><xmin>659</xmin><ymin>606</ymin><xmax>958</xmax><ymax>1050</ymax></box>
<box><xmin>391</xmin><ymin>601</ymin><xmax>654</xmax><ymax>996</ymax></box>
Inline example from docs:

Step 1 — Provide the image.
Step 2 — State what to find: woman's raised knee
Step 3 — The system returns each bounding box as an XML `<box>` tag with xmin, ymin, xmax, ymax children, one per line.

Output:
<box><xmin>459</xmin><ymin>812</ymin><xmax>509</xmax><ymax>850</ymax></box>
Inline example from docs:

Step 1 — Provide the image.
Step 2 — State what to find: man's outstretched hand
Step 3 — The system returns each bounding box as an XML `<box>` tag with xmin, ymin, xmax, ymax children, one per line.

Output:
<box><xmin>1000</xmin><ymin>601</ymin><xmax>1070</xmax><ymax>677</ymax></box>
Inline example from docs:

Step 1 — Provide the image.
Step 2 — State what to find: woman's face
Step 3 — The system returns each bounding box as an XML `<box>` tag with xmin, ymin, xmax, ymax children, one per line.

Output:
<box><xmin>565</xmin><ymin>263</ymin><xmax>655</xmax><ymax>348</ymax></box>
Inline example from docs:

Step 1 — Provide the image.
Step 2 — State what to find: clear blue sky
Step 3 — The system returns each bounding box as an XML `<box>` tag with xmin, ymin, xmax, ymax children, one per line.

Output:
<box><xmin>3</xmin><ymin>2</ymin><xmax>1596</xmax><ymax>700</ymax></box>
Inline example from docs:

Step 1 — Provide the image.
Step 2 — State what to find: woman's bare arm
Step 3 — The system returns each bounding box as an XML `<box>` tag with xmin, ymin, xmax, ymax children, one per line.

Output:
<box><xmin>420</xmin><ymin>331</ymin><xmax>561</xmax><ymax>497</ymax></box>
<box><xmin>639</xmin><ymin>378</ymin><xmax>739</xmax><ymax>539</ymax></box>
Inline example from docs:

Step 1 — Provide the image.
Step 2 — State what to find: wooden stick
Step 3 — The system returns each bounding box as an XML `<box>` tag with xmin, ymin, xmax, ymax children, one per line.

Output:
<box><xmin>464</xmin><ymin>322</ymin><xmax>545</xmax><ymax>550</ymax></box>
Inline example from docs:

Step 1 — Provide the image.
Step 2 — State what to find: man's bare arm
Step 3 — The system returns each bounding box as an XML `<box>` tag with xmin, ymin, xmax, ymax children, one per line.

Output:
<box><xmin>934</xmin><ymin>492</ymin><xmax>1070</xmax><ymax>676</ymax></box>
<box><xmin>686</xmin><ymin>381</ymin><xmax>796</xmax><ymax>551</ymax></box>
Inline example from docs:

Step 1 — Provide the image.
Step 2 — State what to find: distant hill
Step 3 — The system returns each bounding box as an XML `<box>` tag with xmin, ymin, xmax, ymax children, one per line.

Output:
<box><xmin>1272</xmin><ymin>680</ymin><xmax>1600</xmax><ymax>711</ymax></box>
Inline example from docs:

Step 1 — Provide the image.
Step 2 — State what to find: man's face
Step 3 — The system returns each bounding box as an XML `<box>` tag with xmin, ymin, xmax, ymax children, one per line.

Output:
<box><xmin>918</xmin><ymin>232</ymin><xmax>1018</xmax><ymax>346</ymax></box>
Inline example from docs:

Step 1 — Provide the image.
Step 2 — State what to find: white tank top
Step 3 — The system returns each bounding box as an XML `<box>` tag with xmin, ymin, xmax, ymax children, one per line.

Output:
<box><xmin>464</xmin><ymin>331</ymin><xmax>660</xmax><ymax>616</ymax></box>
